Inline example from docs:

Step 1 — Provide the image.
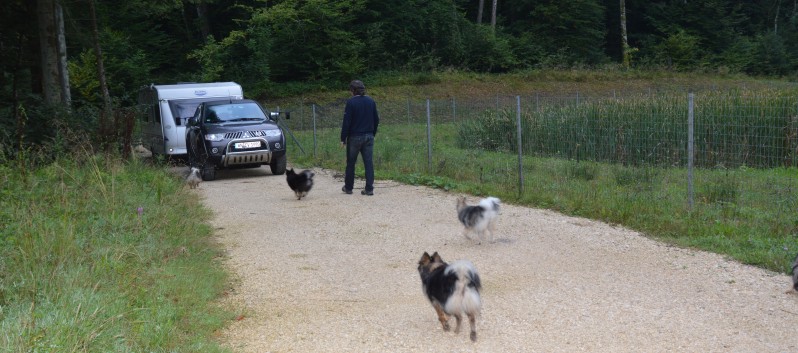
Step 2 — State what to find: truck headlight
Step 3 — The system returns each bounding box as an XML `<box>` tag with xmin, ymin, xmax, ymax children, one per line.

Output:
<box><xmin>205</xmin><ymin>134</ymin><xmax>224</xmax><ymax>142</ymax></box>
<box><xmin>264</xmin><ymin>129</ymin><xmax>282</xmax><ymax>137</ymax></box>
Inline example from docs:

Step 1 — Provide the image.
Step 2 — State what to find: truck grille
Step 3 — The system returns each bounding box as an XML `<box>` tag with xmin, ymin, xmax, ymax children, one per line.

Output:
<box><xmin>224</xmin><ymin>130</ymin><xmax>268</xmax><ymax>139</ymax></box>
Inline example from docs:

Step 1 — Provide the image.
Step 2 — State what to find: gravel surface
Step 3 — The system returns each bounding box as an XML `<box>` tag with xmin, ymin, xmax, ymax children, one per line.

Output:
<box><xmin>197</xmin><ymin>166</ymin><xmax>798</xmax><ymax>353</ymax></box>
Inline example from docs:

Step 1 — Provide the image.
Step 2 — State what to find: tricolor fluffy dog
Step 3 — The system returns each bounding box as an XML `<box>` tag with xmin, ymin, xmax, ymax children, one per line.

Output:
<box><xmin>286</xmin><ymin>168</ymin><xmax>314</xmax><ymax>200</ymax></box>
<box><xmin>456</xmin><ymin>196</ymin><xmax>501</xmax><ymax>242</ymax></box>
<box><xmin>417</xmin><ymin>251</ymin><xmax>482</xmax><ymax>342</ymax></box>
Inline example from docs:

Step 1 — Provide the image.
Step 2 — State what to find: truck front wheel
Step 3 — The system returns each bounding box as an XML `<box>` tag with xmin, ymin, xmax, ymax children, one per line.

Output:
<box><xmin>269</xmin><ymin>154</ymin><xmax>286</xmax><ymax>175</ymax></box>
<box><xmin>201</xmin><ymin>164</ymin><xmax>216</xmax><ymax>181</ymax></box>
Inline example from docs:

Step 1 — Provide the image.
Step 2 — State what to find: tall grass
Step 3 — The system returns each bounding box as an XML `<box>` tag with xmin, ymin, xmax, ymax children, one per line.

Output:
<box><xmin>0</xmin><ymin>146</ymin><xmax>231</xmax><ymax>352</ymax></box>
<box><xmin>455</xmin><ymin>90</ymin><xmax>798</xmax><ymax>168</ymax></box>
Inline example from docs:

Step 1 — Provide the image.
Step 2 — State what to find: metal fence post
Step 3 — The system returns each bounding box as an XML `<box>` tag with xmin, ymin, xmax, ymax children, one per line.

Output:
<box><xmin>452</xmin><ymin>97</ymin><xmax>456</xmax><ymax>123</ymax></box>
<box><xmin>312</xmin><ymin>104</ymin><xmax>317</xmax><ymax>159</ymax></box>
<box><xmin>516</xmin><ymin>96</ymin><xmax>524</xmax><ymax>195</ymax></box>
<box><xmin>407</xmin><ymin>98</ymin><xmax>411</xmax><ymax>124</ymax></box>
<box><xmin>426</xmin><ymin>99</ymin><xmax>432</xmax><ymax>172</ymax></box>
<box><xmin>688</xmin><ymin>93</ymin><xmax>695</xmax><ymax>210</ymax></box>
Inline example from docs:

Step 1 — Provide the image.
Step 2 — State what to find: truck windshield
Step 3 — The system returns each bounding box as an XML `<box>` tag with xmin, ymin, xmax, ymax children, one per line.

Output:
<box><xmin>205</xmin><ymin>103</ymin><xmax>267</xmax><ymax>123</ymax></box>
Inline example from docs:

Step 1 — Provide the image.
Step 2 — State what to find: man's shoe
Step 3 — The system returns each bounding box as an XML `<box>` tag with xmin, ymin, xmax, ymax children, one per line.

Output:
<box><xmin>361</xmin><ymin>189</ymin><xmax>374</xmax><ymax>196</ymax></box>
<box><xmin>342</xmin><ymin>186</ymin><xmax>352</xmax><ymax>194</ymax></box>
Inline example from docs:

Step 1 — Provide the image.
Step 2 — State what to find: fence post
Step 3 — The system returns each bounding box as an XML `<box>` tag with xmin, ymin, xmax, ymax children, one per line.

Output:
<box><xmin>312</xmin><ymin>104</ymin><xmax>317</xmax><ymax>158</ymax></box>
<box><xmin>452</xmin><ymin>97</ymin><xmax>456</xmax><ymax>123</ymax></box>
<box><xmin>426</xmin><ymin>99</ymin><xmax>432</xmax><ymax>172</ymax></box>
<box><xmin>688</xmin><ymin>93</ymin><xmax>695</xmax><ymax>210</ymax></box>
<box><xmin>407</xmin><ymin>98</ymin><xmax>411</xmax><ymax>124</ymax></box>
<box><xmin>516</xmin><ymin>96</ymin><xmax>524</xmax><ymax>195</ymax></box>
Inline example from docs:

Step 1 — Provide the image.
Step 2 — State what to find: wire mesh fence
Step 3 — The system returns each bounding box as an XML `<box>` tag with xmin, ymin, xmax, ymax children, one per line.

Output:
<box><xmin>274</xmin><ymin>91</ymin><xmax>798</xmax><ymax>242</ymax></box>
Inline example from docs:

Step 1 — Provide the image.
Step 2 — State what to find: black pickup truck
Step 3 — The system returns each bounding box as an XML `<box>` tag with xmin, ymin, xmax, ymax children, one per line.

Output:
<box><xmin>186</xmin><ymin>99</ymin><xmax>288</xmax><ymax>181</ymax></box>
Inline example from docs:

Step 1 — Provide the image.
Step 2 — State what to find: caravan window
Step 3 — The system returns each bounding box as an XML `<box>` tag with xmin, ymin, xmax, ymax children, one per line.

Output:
<box><xmin>168</xmin><ymin>99</ymin><xmax>209</xmax><ymax>126</ymax></box>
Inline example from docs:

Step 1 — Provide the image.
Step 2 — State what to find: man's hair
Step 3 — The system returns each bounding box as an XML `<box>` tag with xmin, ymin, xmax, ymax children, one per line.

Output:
<box><xmin>350</xmin><ymin>80</ymin><xmax>366</xmax><ymax>96</ymax></box>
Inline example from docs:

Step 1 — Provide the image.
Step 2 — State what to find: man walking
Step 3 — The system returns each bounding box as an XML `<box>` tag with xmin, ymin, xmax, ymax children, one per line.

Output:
<box><xmin>341</xmin><ymin>80</ymin><xmax>380</xmax><ymax>195</ymax></box>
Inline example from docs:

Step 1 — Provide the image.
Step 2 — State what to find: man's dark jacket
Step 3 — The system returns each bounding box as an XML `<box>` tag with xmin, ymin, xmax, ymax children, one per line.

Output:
<box><xmin>341</xmin><ymin>95</ymin><xmax>379</xmax><ymax>143</ymax></box>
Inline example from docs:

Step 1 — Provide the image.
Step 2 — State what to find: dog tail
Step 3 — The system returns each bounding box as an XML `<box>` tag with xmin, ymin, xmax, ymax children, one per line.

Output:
<box><xmin>479</xmin><ymin>197</ymin><xmax>501</xmax><ymax>213</ymax></box>
<box><xmin>444</xmin><ymin>260</ymin><xmax>482</xmax><ymax>316</ymax></box>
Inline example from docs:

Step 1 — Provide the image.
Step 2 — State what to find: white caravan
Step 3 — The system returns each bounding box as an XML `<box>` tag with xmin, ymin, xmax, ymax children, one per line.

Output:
<box><xmin>137</xmin><ymin>82</ymin><xmax>243</xmax><ymax>157</ymax></box>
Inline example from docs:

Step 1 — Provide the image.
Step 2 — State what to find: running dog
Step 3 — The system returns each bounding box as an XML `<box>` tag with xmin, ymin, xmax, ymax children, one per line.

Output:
<box><xmin>417</xmin><ymin>251</ymin><xmax>482</xmax><ymax>342</ymax></box>
<box><xmin>185</xmin><ymin>167</ymin><xmax>202</xmax><ymax>189</ymax></box>
<box><xmin>456</xmin><ymin>196</ymin><xmax>501</xmax><ymax>242</ymax></box>
<box><xmin>286</xmin><ymin>168</ymin><xmax>314</xmax><ymax>200</ymax></box>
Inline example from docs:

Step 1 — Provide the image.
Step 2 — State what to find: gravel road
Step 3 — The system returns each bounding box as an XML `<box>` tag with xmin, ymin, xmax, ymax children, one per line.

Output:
<box><xmin>197</xmin><ymin>166</ymin><xmax>798</xmax><ymax>353</ymax></box>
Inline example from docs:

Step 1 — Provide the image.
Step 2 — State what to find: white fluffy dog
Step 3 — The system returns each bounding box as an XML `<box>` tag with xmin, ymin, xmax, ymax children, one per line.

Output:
<box><xmin>186</xmin><ymin>167</ymin><xmax>202</xmax><ymax>189</ymax></box>
<box><xmin>456</xmin><ymin>196</ymin><xmax>501</xmax><ymax>242</ymax></box>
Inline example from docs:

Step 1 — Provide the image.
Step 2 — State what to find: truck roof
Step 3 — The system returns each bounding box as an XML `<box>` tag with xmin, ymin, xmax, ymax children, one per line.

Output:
<box><xmin>150</xmin><ymin>82</ymin><xmax>243</xmax><ymax>100</ymax></box>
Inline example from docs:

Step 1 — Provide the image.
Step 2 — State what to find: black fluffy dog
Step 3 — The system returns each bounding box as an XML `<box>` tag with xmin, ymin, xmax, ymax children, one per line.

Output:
<box><xmin>286</xmin><ymin>168</ymin><xmax>314</xmax><ymax>200</ymax></box>
<box><xmin>417</xmin><ymin>251</ymin><xmax>482</xmax><ymax>342</ymax></box>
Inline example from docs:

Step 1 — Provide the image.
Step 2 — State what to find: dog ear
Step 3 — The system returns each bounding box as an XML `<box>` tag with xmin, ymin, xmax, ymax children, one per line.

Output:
<box><xmin>419</xmin><ymin>252</ymin><xmax>431</xmax><ymax>265</ymax></box>
<box><xmin>431</xmin><ymin>252</ymin><xmax>443</xmax><ymax>263</ymax></box>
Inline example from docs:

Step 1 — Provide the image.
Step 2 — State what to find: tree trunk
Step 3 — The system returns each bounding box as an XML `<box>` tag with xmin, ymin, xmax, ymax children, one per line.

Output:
<box><xmin>55</xmin><ymin>1</ymin><xmax>71</xmax><ymax>108</ymax></box>
<box><xmin>196</xmin><ymin>2</ymin><xmax>211</xmax><ymax>40</ymax></box>
<box><xmin>14</xmin><ymin>33</ymin><xmax>26</xmax><ymax>152</ymax></box>
<box><xmin>490</xmin><ymin>0</ymin><xmax>497</xmax><ymax>33</ymax></box>
<box><xmin>88</xmin><ymin>0</ymin><xmax>113</xmax><ymax>147</ymax></box>
<box><xmin>620</xmin><ymin>0</ymin><xmax>630</xmax><ymax>67</ymax></box>
<box><xmin>37</xmin><ymin>0</ymin><xmax>62</xmax><ymax>104</ymax></box>
<box><xmin>477</xmin><ymin>0</ymin><xmax>484</xmax><ymax>24</ymax></box>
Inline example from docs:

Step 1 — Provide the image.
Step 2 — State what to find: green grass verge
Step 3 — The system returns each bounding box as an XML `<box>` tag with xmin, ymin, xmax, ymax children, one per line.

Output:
<box><xmin>0</xmin><ymin>154</ymin><xmax>231</xmax><ymax>352</ymax></box>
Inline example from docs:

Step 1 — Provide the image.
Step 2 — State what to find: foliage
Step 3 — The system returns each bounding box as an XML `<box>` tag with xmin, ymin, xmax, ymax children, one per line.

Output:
<box><xmin>459</xmin><ymin>24</ymin><xmax>517</xmax><ymax>72</ymax></box>
<box><xmin>653</xmin><ymin>29</ymin><xmax>702</xmax><ymax>70</ymax></box>
<box><xmin>527</xmin><ymin>0</ymin><xmax>609</xmax><ymax>65</ymax></box>
<box><xmin>748</xmin><ymin>32</ymin><xmax>791</xmax><ymax>76</ymax></box>
<box><xmin>188</xmin><ymin>12</ymin><xmax>273</xmax><ymax>96</ymax></box>
<box><xmin>69</xmin><ymin>30</ymin><xmax>153</xmax><ymax>105</ymax></box>
<box><xmin>258</xmin><ymin>0</ymin><xmax>366</xmax><ymax>81</ymax></box>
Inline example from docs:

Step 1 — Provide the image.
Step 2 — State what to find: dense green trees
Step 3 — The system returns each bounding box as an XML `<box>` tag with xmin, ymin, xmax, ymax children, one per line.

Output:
<box><xmin>2</xmin><ymin>0</ymin><xmax>798</xmax><ymax>150</ymax></box>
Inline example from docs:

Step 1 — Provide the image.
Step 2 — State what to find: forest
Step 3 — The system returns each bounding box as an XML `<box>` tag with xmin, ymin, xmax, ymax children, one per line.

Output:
<box><xmin>2</xmin><ymin>0</ymin><xmax>798</xmax><ymax>150</ymax></box>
